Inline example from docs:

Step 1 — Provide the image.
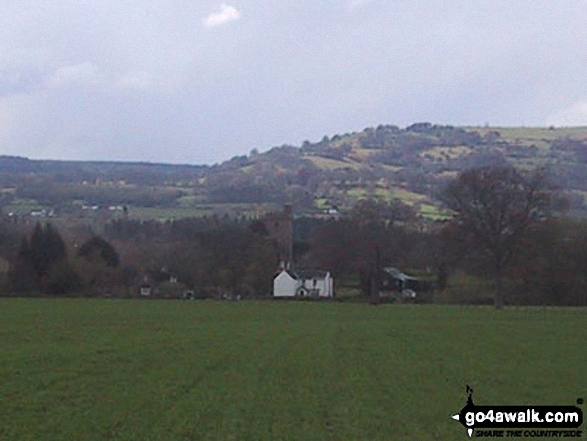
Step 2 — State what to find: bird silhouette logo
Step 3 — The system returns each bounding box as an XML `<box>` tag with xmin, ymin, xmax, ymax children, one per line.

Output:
<box><xmin>452</xmin><ymin>385</ymin><xmax>476</xmax><ymax>437</ymax></box>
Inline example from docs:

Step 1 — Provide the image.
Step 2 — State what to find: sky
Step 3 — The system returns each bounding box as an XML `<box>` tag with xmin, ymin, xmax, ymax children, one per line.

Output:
<box><xmin>1</xmin><ymin>0</ymin><xmax>587</xmax><ymax>164</ymax></box>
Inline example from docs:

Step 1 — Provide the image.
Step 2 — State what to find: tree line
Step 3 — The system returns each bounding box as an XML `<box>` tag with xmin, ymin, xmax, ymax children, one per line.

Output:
<box><xmin>1</xmin><ymin>165</ymin><xmax>587</xmax><ymax>307</ymax></box>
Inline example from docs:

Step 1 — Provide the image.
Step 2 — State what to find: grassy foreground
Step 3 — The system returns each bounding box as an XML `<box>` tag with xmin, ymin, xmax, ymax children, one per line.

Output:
<box><xmin>0</xmin><ymin>299</ymin><xmax>585</xmax><ymax>441</ymax></box>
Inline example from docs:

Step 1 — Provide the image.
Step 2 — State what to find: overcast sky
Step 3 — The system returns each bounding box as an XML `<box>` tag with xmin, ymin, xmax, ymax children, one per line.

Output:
<box><xmin>1</xmin><ymin>0</ymin><xmax>587</xmax><ymax>164</ymax></box>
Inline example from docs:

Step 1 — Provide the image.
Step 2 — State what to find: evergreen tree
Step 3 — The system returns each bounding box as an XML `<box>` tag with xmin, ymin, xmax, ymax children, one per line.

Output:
<box><xmin>29</xmin><ymin>222</ymin><xmax>67</xmax><ymax>282</ymax></box>
<box><xmin>9</xmin><ymin>237</ymin><xmax>36</xmax><ymax>292</ymax></box>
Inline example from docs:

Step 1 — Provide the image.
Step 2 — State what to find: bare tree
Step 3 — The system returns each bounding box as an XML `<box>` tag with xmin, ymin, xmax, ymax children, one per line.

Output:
<box><xmin>442</xmin><ymin>166</ymin><xmax>559</xmax><ymax>309</ymax></box>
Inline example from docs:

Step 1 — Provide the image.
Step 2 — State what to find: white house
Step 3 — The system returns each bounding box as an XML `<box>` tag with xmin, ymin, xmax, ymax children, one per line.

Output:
<box><xmin>273</xmin><ymin>269</ymin><xmax>334</xmax><ymax>298</ymax></box>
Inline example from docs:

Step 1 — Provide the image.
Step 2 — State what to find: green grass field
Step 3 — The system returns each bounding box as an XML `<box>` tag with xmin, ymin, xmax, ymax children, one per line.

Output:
<box><xmin>475</xmin><ymin>126</ymin><xmax>587</xmax><ymax>142</ymax></box>
<box><xmin>2</xmin><ymin>198</ymin><xmax>48</xmax><ymax>215</ymax></box>
<box><xmin>306</xmin><ymin>156</ymin><xmax>362</xmax><ymax>170</ymax></box>
<box><xmin>128</xmin><ymin>203</ymin><xmax>280</xmax><ymax>221</ymax></box>
<box><xmin>1</xmin><ymin>300</ymin><xmax>585</xmax><ymax>440</ymax></box>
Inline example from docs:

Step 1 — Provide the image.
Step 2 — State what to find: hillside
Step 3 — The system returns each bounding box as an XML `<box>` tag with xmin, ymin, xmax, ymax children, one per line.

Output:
<box><xmin>209</xmin><ymin>123</ymin><xmax>587</xmax><ymax>217</ymax></box>
<box><xmin>2</xmin><ymin>123</ymin><xmax>587</xmax><ymax>220</ymax></box>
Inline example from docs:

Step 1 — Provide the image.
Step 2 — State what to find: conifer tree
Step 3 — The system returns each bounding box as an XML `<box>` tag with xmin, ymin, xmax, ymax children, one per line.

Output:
<box><xmin>29</xmin><ymin>222</ymin><xmax>67</xmax><ymax>281</ymax></box>
<box><xmin>9</xmin><ymin>237</ymin><xmax>36</xmax><ymax>292</ymax></box>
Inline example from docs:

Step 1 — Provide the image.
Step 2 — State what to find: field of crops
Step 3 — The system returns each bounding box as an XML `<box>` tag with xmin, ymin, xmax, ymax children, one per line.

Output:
<box><xmin>0</xmin><ymin>299</ymin><xmax>585</xmax><ymax>440</ymax></box>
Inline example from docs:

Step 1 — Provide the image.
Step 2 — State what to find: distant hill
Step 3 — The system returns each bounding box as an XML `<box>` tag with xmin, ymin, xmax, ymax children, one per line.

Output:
<box><xmin>2</xmin><ymin>124</ymin><xmax>587</xmax><ymax>219</ymax></box>
<box><xmin>0</xmin><ymin>156</ymin><xmax>205</xmax><ymax>185</ymax></box>
<box><xmin>206</xmin><ymin>123</ymin><xmax>587</xmax><ymax>217</ymax></box>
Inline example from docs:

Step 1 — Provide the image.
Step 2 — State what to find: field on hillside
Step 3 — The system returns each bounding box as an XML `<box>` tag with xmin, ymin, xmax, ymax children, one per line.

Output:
<box><xmin>475</xmin><ymin>126</ymin><xmax>587</xmax><ymax>143</ymax></box>
<box><xmin>0</xmin><ymin>300</ymin><xmax>585</xmax><ymax>441</ymax></box>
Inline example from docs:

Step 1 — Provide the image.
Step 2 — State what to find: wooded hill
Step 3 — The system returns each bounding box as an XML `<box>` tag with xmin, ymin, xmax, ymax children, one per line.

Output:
<box><xmin>2</xmin><ymin>123</ymin><xmax>587</xmax><ymax>219</ymax></box>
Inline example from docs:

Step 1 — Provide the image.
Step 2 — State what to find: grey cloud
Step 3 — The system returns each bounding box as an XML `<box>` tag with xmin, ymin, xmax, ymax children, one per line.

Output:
<box><xmin>1</xmin><ymin>1</ymin><xmax>587</xmax><ymax>163</ymax></box>
<box><xmin>0</xmin><ymin>67</ymin><xmax>46</xmax><ymax>97</ymax></box>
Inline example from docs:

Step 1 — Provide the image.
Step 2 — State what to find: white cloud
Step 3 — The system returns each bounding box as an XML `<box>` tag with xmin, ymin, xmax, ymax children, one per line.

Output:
<box><xmin>203</xmin><ymin>4</ymin><xmax>241</xmax><ymax>28</ymax></box>
<box><xmin>546</xmin><ymin>101</ymin><xmax>587</xmax><ymax>127</ymax></box>
<box><xmin>115</xmin><ymin>71</ymin><xmax>152</xmax><ymax>90</ymax></box>
<box><xmin>49</xmin><ymin>62</ymin><xmax>104</xmax><ymax>87</ymax></box>
<box><xmin>347</xmin><ymin>0</ymin><xmax>374</xmax><ymax>10</ymax></box>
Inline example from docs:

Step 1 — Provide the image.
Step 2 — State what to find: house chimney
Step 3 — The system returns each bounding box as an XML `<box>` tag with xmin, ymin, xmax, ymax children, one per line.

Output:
<box><xmin>284</xmin><ymin>204</ymin><xmax>293</xmax><ymax>265</ymax></box>
<box><xmin>284</xmin><ymin>203</ymin><xmax>293</xmax><ymax>218</ymax></box>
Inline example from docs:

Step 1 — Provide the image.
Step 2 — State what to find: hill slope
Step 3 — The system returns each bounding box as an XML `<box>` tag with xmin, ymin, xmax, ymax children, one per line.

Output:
<box><xmin>209</xmin><ymin>123</ymin><xmax>587</xmax><ymax>216</ymax></box>
<box><xmin>2</xmin><ymin>124</ymin><xmax>587</xmax><ymax>219</ymax></box>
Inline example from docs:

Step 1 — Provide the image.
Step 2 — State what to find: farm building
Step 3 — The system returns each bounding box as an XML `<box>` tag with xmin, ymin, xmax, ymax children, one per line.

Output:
<box><xmin>380</xmin><ymin>267</ymin><xmax>419</xmax><ymax>294</ymax></box>
<box><xmin>273</xmin><ymin>269</ymin><xmax>334</xmax><ymax>298</ymax></box>
<box><xmin>378</xmin><ymin>267</ymin><xmax>434</xmax><ymax>302</ymax></box>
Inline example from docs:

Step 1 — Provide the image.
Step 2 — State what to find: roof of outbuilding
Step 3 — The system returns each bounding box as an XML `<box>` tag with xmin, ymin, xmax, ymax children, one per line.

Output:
<box><xmin>382</xmin><ymin>267</ymin><xmax>418</xmax><ymax>281</ymax></box>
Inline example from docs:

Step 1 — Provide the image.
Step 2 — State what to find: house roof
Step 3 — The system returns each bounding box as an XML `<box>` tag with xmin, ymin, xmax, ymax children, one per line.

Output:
<box><xmin>275</xmin><ymin>268</ymin><xmax>331</xmax><ymax>280</ymax></box>
<box><xmin>293</xmin><ymin>269</ymin><xmax>330</xmax><ymax>280</ymax></box>
<box><xmin>283</xmin><ymin>269</ymin><xmax>298</xmax><ymax>279</ymax></box>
